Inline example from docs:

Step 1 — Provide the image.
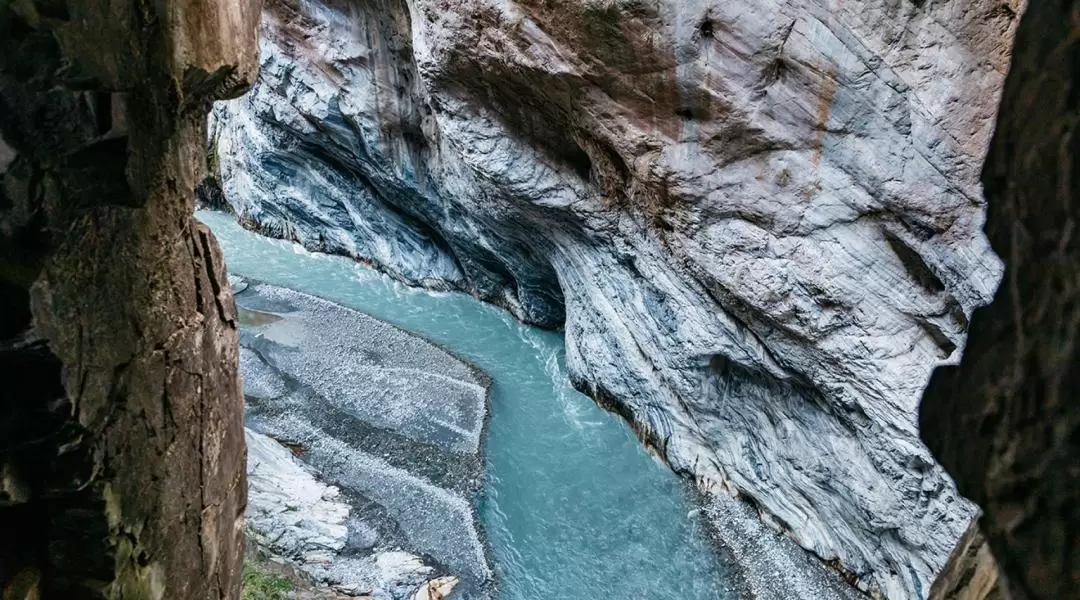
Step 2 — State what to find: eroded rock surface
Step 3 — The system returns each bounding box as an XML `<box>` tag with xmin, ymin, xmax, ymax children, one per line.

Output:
<box><xmin>246</xmin><ymin>429</ymin><xmax>351</xmax><ymax>568</ymax></box>
<box><xmin>208</xmin><ymin>1</ymin><xmax>1021</xmax><ymax>597</ymax></box>
<box><xmin>235</xmin><ymin>278</ymin><xmax>493</xmax><ymax>599</ymax></box>
<box><xmin>704</xmin><ymin>493</ymin><xmax>864</xmax><ymax>600</ymax></box>
<box><xmin>1</xmin><ymin>0</ymin><xmax>258</xmax><ymax>597</ymax></box>
<box><xmin>246</xmin><ymin>428</ymin><xmax>444</xmax><ymax>599</ymax></box>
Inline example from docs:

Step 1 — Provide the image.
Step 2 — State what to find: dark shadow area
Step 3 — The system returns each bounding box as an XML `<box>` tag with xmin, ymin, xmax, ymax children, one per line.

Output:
<box><xmin>921</xmin><ymin>1</ymin><xmax>1080</xmax><ymax>598</ymax></box>
<box><xmin>0</xmin><ymin>1</ymin><xmax>258</xmax><ymax>597</ymax></box>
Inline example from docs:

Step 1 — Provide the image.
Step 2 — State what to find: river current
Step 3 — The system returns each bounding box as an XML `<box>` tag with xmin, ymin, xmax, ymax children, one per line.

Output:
<box><xmin>199</xmin><ymin>211</ymin><xmax>730</xmax><ymax>600</ymax></box>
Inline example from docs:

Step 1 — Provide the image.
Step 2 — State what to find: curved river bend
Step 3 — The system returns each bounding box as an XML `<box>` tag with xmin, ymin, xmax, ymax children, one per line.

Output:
<box><xmin>199</xmin><ymin>211</ymin><xmax>732</xmax><ymax>600</ymax></box>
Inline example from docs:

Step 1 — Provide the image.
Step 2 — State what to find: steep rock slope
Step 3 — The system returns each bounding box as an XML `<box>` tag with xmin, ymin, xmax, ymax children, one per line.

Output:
<box><xmin>1</xmin><ymin>0</ymin><xmax>258</xmax><ymax>596</ymax></box>
<box><xmin>208</xmin><ymin>1</ymin><xmax>1019</xmax><ymax>597</ymax></box>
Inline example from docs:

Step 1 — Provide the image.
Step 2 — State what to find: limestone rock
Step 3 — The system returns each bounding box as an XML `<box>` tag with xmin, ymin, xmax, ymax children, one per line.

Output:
<box><xmin>413</xmin><ymin>577</ymin><xmax>460</xmax><ymax>600</ymax></box>
<box><xmin>208</xmin><ymin>0</ymin><xmax>1021</xmax><ymax>597</ymax></box>
<box><xmin>245</xmin><ymin>429</ymin><xmax>351</xmax><ymax>564</ymax></box>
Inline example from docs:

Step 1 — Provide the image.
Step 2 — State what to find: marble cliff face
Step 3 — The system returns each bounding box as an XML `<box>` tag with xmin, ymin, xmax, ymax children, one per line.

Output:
<box><xmin>206</xmin><ymin>0</ymin><xmax>1020</xmax><ymax>597</ymax></box>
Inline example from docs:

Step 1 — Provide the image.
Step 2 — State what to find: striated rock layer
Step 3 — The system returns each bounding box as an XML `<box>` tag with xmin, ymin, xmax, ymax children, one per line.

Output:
<box><xmin>208</xmin><ymin>0</ymin><xmax>1021</xmax><ymax>597</ymax></box>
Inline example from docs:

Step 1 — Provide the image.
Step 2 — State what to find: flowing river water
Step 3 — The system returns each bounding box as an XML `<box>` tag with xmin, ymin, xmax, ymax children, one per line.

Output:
<box><xmin>199</xmin><ymin>211</ymin><xmax>732</xmax><ymax>600</ymax></box>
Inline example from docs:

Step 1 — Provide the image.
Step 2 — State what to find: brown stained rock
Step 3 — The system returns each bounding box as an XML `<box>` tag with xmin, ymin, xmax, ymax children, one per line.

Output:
<box><xmin>929</xmin><ymin>523</ymin><xmax>1005</xmax><ymax>600</ymax></box>
<box><xmin>921</xmin><ymin>0</ymin><xmax>1080</xmax><ymax>598</ymax></box>
<box><xmin>0</xmin><ymin>0</ymin><xmax>260</xmax><ymax>598</ymax></box>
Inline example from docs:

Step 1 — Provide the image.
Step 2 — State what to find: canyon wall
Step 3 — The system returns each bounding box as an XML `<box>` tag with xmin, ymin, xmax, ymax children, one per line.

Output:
<box><xmin>207</xmin><ymin>0</ymin><xmax>1021</xmax><ymax>597</ymax></box>
<box><xmin>1</xmin><ymin>0</ymin><xmax>259</xmax><ymax>596</ymax></box>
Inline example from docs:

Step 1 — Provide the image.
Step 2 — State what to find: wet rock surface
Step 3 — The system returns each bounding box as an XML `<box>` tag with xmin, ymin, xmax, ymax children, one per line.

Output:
<box><xmin>208</xmin><ymin>0</ymin><xmax>1021</xmax><ymax>597</ymax></box>
<box><xmin>234</xmin><ymin>277</ymin><xmax>493</xmax><ymax>599</ymax></box>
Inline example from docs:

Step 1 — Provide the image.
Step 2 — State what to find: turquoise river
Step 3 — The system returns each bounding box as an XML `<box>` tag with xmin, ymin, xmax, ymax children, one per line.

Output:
<box><xmin>199</xmin><ymin>211</ymin><xmax>732</xmax><ymax>600</ymax></box>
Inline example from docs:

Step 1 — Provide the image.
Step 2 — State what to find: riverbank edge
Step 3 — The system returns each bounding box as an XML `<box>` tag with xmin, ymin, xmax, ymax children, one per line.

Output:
<box><xmin>232</xmin><ymin>275</ymin><xmax>499</xmax><ymax>599</ymax></box>
<box><xmin>210</xmin><ymin>210</ymin><xmax>855</xmax><ymax>599</ymax></box>
<box><xmin>585</xmin><ymin>382</ymin><xmax>866</xmax><ymax>600</ymax></box>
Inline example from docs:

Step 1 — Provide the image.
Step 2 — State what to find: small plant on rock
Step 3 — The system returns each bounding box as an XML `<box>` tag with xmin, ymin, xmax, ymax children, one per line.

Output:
<box><xmin>241</xmin><ymin>561</ymin><xmax>293</xmax><ymax>600</ymax></box>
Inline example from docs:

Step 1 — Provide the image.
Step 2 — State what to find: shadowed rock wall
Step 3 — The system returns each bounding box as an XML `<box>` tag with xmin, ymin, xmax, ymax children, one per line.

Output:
<box><xmin>0</xmin><ymin>0</ymin><xmax>260</xmax><ymax>597</ymax></box>
<box><xmin>927</xmin><ymin>523</ymin><xmax>1005</xmax><ymax>600</ymax></box>
<box><xmin>921</xmin><ymin>1</ymin><xmax>1080</xmax><ymax>598</ymax></box>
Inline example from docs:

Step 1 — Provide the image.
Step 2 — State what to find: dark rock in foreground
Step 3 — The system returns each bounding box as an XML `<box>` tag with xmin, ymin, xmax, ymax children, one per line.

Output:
<box><xmin>1</xmin><ymin>1</ymin><xmax>257</xmax><ymax>596</ymax></box>
<box><xmin>921</xmin><ymin>1</ymin><xmax>1080</xmax><ymax>597</ymax></box>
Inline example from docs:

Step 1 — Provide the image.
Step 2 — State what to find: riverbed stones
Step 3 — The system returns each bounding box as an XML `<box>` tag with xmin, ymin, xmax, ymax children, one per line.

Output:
<box><xmin>235</xmin><ymin>277</ymin><xmax>493</xmax><ymax>599</ymax></box>
<box><xmin>704</xmin><ymin>493</ymin><xmax>864</xmax><ymax>600</ymax></box>
<box><xmin>412</xmin><ymin>577</ymin><xmax>459</xmax><ymax>600</ymax></box>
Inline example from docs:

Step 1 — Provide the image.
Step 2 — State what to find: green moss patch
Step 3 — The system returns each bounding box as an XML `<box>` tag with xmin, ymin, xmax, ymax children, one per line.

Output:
<box><xmin>241</xmin><ymin>561</ymin><xmax>294</xmax><ymax>600</ymax></box>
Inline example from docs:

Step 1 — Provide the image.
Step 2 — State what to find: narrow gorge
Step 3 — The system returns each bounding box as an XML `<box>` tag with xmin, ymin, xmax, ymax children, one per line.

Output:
<box><xmin>203</xmin><ymin>1</ymin><xmax>1022</xmax><ymax>599</ymax></box>
<box><xmin>203</xmin><ymin>209</ymin><xmax>870</xmax><ymax>599</ymax></box>
<box><xmin>10</xmin><ymin>0</ymin><xmax>1077</xmax><ymax>599</ymax></box>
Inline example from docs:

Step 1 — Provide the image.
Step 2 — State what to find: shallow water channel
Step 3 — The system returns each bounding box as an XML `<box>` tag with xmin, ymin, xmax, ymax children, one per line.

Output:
<box><xmin>199</xmin><ymin>211</ymin><xmax>731</xmax><ymax>600</ymax></box>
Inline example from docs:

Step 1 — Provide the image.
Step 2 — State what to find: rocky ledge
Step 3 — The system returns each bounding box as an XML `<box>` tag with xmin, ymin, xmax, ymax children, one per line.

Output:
<box><xmin>233</xmin><ymin>277</ymin><xmax>493</xmax><ymax>599</ymax></box>
<box><xmin>206</xmin><ymin>0</ymin><xmax>1020</xmax><ymax>597</ymax></box>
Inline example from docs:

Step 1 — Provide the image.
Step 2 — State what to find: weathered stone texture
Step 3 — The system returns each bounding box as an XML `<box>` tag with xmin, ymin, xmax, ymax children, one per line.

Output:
<box><xmin>0</xmin><ymin>0</ymin><xmax>260</xmax><ymax>597</ymax></box>
<box><xmin>235</xmin><ymin>278</ymin><xmax>493</xmax><ymax>599</ymax></box>
<box><xmin>921</xmin><ymin>1</ymin><xmax>1080</xmax><ymax>598</ymax></box>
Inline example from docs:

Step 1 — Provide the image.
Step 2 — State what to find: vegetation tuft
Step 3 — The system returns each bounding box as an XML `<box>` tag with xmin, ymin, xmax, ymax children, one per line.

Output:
<box><xmin>241</xmin><ymin>561</ymin><xmax>294</xmax><ymax>600</ymax></box>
